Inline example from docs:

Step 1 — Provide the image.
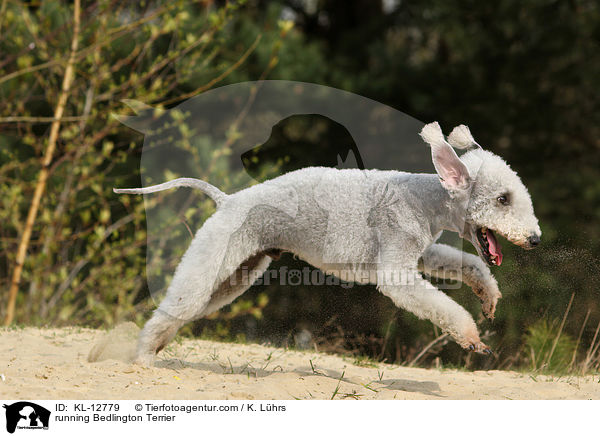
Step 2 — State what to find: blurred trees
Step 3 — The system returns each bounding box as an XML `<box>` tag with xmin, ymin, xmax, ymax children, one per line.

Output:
<box><xmin>1</xmin><ymin>0</ymin><xmax>599</xmax><ymax>371</ymax></box>
<box><xmin>0</xmin><ymin>0</ymin><xmax>287</xmax><ymax>325</ymax></box>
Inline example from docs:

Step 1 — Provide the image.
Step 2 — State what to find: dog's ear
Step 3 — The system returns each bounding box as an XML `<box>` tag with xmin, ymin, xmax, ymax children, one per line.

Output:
<box><xmin>447</xmin><ymin>124</ymin><xmax>481</xmax><ymax>150</ymax></box>
<box><xmin>420</xmin><ymin>122</ymin><xmax>471</xmax><ymax>192</ymax></box>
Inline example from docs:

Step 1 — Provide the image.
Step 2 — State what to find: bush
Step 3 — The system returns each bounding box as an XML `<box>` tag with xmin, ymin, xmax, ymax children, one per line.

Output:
<box><xmin>524</xmin><ymin>318</ymin><xmax>576</xmax><ymax>373</ymax></box>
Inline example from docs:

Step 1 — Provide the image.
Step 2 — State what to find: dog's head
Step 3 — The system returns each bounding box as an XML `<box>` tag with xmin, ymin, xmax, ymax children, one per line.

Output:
<box><xmin>420</xmin><ymin>122</ymin><xmax>541</xmax><ymax>266</ymax></box>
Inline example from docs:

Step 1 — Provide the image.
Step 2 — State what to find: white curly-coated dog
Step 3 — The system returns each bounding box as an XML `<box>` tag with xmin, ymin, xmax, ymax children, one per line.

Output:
<box><xmin>115</xmin><ymin>122</ymin><xmax>541</xmax><ymax>366</ymax></box>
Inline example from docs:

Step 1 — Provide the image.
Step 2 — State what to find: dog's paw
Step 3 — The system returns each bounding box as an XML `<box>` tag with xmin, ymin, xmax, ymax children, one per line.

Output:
<box><xmin>455</xmin><ymin>326</ymin><xmax>492</xmax><ymax>355</ymax></box>
<box><xmin>134</xmin><ymin>353</ymin><xmax>155</xmax><ymax>367</ymax></box>
<box><xmin>474</xmin><ymin>285</ymin><xmax>501</xmax><ymax>321</ymax></box>
<box><xmin>465</xmin><ymin>341</ymin><xmax>492</xmax><ymax>355</ymax></box>
<box><xmin>481</xmin><ymin>291</ymin><xmax>501</xmax><ymax>320</ymax></box>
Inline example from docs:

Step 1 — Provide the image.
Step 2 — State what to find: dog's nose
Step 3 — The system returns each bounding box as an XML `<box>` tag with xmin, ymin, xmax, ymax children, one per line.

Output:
<box><xmin>528</xmin><ymin>234</ymin><xmax>541</xmax><ymax>247</ymax></box>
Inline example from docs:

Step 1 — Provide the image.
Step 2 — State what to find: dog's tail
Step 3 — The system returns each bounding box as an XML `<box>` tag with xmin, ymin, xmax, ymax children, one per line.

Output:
<box><xmin>113</xmin><ymin>178</ymin><xmax>227</xmax><ymax>207</ymax></box>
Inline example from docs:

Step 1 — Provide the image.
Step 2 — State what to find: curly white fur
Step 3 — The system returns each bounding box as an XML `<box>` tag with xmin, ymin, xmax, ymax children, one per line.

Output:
<box><xmin>448</xmin><ymin>124</ymin><xmax>481</xmax><ymax>150</ymax></box>
<box><xmin>419</xmin><ymin>121</ymin><xmax>447</xmax><ymax>148</ymax></box>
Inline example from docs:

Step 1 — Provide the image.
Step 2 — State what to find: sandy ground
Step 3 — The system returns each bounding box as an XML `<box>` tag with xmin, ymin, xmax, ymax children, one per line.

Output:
<box><xmin>1</xmin><ymin>325</ymin><xmax>598</xmax><ymax>400</ymax></box>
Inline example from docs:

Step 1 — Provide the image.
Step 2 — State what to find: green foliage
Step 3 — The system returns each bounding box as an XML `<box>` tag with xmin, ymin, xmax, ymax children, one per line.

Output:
<box><xmin>351</xmin><ymin>355</ymin><xmax>378</xmax><ymax>368</ymax></box>
<box><xmin>524</xmin><ymin>319</ymin><xmax>576</xmax><ymax>374</ymax></box>
<box><xmin>0</xmin><ymin>0</ymin><xmax>289</xmax><ymax>327</ymax></box>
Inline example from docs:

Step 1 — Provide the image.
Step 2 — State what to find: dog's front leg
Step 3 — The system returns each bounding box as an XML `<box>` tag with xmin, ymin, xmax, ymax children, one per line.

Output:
<box><xmin>419</xmin><ymin>243</ymin><xmax>501</xmax><ymax>320</ymax></box>
<box><xmin>378</xmin><ymin>270</ymin><xmax>491</xmax><ymax>354</ymax></box>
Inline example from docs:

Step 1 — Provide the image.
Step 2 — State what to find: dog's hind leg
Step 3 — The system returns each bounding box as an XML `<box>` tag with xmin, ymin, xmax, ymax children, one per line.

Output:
<box><xmin>198</xmin><ymin>253</ymin><xmax>273</xmax><ymax>317</ymax></box>
<box><xmin>135</xmin><ymin>253</ymin><xmax>272</xmax><ymax>366</ymax></box>
<box><xmin>419</xmin><ymin>243</ymin><xmax>501</xmax><ymax>319</ymax></box>
<box><xmin>135</xmin><ymin>211</ymin><xmax>274</xmax><ymax>366</ymax></box>
<box><xmin>136</xmin><ymin>252</ymin><xmax>273</xmax><ymax>366</ymax></box>
<box><xmin>135</xmin><ymin>309</ymin><xmax>186</xmax><ymax>366</ymax></box>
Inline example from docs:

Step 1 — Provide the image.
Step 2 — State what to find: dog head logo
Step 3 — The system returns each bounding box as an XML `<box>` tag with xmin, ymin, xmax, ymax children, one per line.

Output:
<box><xmin>3</xmin><ymin>402</ymin><xmax>50</xmax><ymax>433</ymax></box>
<box><xmin>113</xmin><ymin>82</ymin><xmax>429</xmax><ymax>303</ymax></box>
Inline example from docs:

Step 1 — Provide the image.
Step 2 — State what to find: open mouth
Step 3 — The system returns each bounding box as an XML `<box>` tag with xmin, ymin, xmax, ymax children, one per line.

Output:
<box><xmin>476</xmin><ymin>227</ymin><xmax>503</xmax><ymax>266</ymax></box>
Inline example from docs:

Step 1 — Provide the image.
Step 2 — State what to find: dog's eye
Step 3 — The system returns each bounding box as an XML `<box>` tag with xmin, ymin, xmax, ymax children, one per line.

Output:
<box><xmin>497</xmin><ymin>194</ymin><xmax>509</xmax><ymax>205</ymax></box>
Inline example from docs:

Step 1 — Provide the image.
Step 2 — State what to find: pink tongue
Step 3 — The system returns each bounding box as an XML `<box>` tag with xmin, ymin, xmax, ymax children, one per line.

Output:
<box><xmin>487</xmin><ymin>230</ymin><xmax>503</xmax><ymax>265</ymax></box>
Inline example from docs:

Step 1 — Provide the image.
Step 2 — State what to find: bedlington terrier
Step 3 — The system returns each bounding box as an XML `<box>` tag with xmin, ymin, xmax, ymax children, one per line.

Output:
<box><xmin>115</xmin><ymin>122</ymin><xmax>541</xmax><ymax>366</ymax></box>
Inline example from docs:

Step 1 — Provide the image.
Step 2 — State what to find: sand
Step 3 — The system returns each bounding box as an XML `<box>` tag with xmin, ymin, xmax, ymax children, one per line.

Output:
<box><xmin>1</xmin><ymin>325</ymin><xmax>598</xmax><ymax>400</ymax></box>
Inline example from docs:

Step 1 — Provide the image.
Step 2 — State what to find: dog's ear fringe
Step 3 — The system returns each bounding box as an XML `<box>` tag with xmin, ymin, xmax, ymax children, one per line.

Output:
<box><xmin>419</xmin><ymin>122</ymin><xmax>448</xmax><ymax>148</ymax></box>
<box><xmin>448</xmin><ymin>125</ymin><xmax>480</xmax><ymax>150</ymax></box>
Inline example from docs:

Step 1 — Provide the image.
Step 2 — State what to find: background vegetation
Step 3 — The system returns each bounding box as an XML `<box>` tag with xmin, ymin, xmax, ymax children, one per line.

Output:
<box><xmin>1</xmin><ymin>0</ymin><xmax>599</xmax><ymax>373</ymax></box>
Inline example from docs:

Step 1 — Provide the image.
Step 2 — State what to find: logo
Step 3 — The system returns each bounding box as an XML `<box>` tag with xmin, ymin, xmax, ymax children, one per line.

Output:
<box><xmin>115</xmin><ymin>80</ymin><xmax>467</xmax><ymax>310</ymax></box>
<box><xmin>3</xmin><ymin>402</ymin><xmax>50</xmax><ymax>433</ymax></box>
